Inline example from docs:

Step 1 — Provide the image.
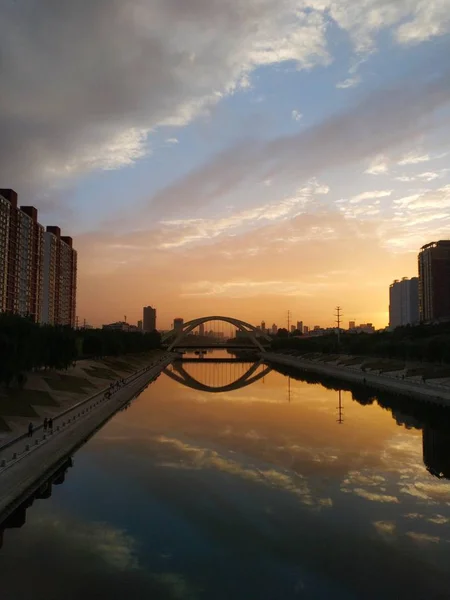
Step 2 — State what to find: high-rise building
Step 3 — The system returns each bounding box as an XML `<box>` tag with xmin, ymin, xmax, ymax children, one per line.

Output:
<box><xmin>137</xmin><ymin>320</ymin><xmax>143</xmax><ymax>330</ymax></box>
<box><xmin>271</xmin><ymin>323</ymin><xmax>277</xmax><ymax>335</ymax></box>
<box><xmin>1</xmin><ymin>189</ymin><xmax>45</xmax><ymax>322</ymax></box>
<box><xmin>41</xmin><ymin>227</ymin><xmax>77</xmax><ymax>327</ymax></box>
<box><xmin>174</xmin><ymin>317</ymin><xmax>184</xmax><ymax>333</ymax></box>
<box><xmin>143</xmin><ymin>306</ymin><xmax>157</xmax><ymax>332</ymax></box>
<box><xmin>0</xmin><ymin>189</ymin><xmax>77</xmax><ymax>326</ymax></box>
<box><xmin>348</xmin><ymin>321</ymin><xmax>356</xmax><ymax>330</ymax></box>
<box><xmin>261</xmin><ymin>321</ymin><xmax>266</xmax><ymax>334</ymax></box>
<box><xmin>199</xmin><ymin>322</ymin><xmax>205</xmax><ymax>336</ymax></box>
<box><xmin>296</xmin><ymin>321</ymin><xmax>303</xmax><ymax>332</ymax></box>
<box><xmin>303</xmin><ymin>325</ymin><xmax>309</xmax><ymax>334</ymax></box>
<box><xmin>389</xmin><ymin>277</ymin><xmax>419</xmax><ymax>329</ymax></box>
<box><xmin>419</xmin><ymin>241</ymin><xmax>450</xmax><ymax>323</ymax></box>
<box><xmin>290</xmin><ymin>325</ymin><xmax>295</xmax><ymax>333</ymax></box>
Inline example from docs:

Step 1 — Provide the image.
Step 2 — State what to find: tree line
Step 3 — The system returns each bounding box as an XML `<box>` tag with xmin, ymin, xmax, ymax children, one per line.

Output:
<box><xmin>271</xmin><ymin>322</ymin><xmax>450</xmax><ymax>364</ymax></box>
<box><xmin>0</xmin><ymin>313</ymin><xmax>161</xmax><ymax>388</ymax></box>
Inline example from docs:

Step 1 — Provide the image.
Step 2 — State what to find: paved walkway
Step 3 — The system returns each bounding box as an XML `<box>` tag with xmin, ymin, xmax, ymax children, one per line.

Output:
<box><xmin>0</xmin><ymin>354</ymin><xmax>173</xmax><ymax>522</ymax></box>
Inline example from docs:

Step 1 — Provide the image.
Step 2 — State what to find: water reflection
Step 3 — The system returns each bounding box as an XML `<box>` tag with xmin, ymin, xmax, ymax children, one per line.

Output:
<box><xmin>164</xmin><ymin>358</ymin><xmax>272</xmax><ymax>393</ymax></box>
<box><xmin>276</xmin><ymin>364</ymin><xmax>450</xmax><ymax>481</ymax></box>
<box><xmin>0</xmin><ymin>457</ymin><xmax>73</xmax><ymax>549</ymax></box>
<box><xmin>1</xmin><ymin>357</ymin><xmax>450</xmax><ymax>599</ymax></box>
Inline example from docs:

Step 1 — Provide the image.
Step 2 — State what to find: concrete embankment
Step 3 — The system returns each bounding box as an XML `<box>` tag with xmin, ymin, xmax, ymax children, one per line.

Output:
<box><xmin>264</xmin><ymin>352</ymin><xmax>450</xmax><ymax>407</ymax></box>
<box><xmin>0</xmin><ymin>353</ymin><xmax>174</xmax><ymax>523</ymax></box>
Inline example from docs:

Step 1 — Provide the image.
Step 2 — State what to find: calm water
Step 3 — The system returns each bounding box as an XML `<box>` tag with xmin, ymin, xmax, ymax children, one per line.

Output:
<box><xmin>1</xmin><ymin>353</ymin><xmax>450</xmax><ymax>600</ymax></box>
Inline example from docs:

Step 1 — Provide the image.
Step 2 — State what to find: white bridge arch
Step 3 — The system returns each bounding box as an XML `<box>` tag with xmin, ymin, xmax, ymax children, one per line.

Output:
<box><xmin>162</xmin><ymin>315</ymin><xmax>271</xmax><ymax>352</ymax></box>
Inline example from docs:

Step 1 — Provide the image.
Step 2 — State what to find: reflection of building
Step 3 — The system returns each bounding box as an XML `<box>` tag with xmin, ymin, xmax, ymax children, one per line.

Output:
<box><xmin>174</xmin><ymin>317</ymin><xmax>184</xmax><ymax>333</ymax></box>
<box><xmin>389</xmin><ymin>277</ymin><xmax>419</xmax><ymax>328</ymax></box>
<box><xmin>423</xmin><ymin>425</ymin><xmax>450</xmax><ymax>479</ymax></box>
<box><xmin>143</xmin><ymin>305</ymin><xmax>156</xmax><ymax>332</ymax></box>
<box><xmin>419</xmin><ymin>241</ymin><xmax>450</xmax><ymax>323</ymax></box>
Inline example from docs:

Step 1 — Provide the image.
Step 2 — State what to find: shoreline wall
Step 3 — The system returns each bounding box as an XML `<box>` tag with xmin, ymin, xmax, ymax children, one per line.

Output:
<box><xmin>263</xmin><ymin>352</ymin><xmax>450</xmax><ymax>408</ymax></box>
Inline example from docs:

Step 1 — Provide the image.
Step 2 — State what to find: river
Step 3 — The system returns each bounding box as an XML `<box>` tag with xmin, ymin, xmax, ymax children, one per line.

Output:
<box><xmin>1</xmin><ymin>352</ymin><xmax>450</xmax><ymax>599</ymax></box>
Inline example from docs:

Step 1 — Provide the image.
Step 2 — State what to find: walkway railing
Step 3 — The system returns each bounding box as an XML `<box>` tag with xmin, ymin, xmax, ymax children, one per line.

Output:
<box><xmin>0</xmin><ymin>355</ymin><xmax>171</xmax><ymax>471</ymax></box>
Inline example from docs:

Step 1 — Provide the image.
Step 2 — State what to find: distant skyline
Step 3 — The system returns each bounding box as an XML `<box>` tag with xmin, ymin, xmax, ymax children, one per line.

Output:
<box><xmin>2</xmin><ymin>1</ymin><xmax>450</xmax><ymax>330</ymax></box>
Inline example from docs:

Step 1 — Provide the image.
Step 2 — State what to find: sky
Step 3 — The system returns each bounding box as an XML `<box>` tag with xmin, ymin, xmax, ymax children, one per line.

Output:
<box><xmin>2</xmin><ymin>0</ymin><xmax>450</xmax><ymax>330</ymax></box>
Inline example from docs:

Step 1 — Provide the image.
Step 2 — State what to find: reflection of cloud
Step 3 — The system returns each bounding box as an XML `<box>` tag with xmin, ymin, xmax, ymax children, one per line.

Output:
<box><xmin>374</xmin><ymin>521</ymin><xmax>396</xmax><ymax>535</ymax></box>
<box><xmin>400</xmin><ymin>481</ymin><xmax>450</xmax><ymax>503</ymax></box>
<box><xmin>155</xmin><ymin>436</ymin><xmax>332</xmax><ymax>509</ymax></box>
<box><xmin>406</xmin><ymin>532</ymin><xmax>440</xmax><ymax>544</ymax></box>
<box><xmin>406</xmin><ymin>513</ymin><xmax>450</xmax><ymax>525</ymax></box>
<box><xmin>353</xmin><ymin>488</ymin><xmax>399</xmax><ymax>503</ymax></box>
<box><xmin>45</xmin><ymin>520</ymin><xmax>139</xmax><ymax>571</ymax></box>
<box><xmin>343</xmin><ymin>472</ymin><xmax>386</xmax><ymax>487</ymax></box>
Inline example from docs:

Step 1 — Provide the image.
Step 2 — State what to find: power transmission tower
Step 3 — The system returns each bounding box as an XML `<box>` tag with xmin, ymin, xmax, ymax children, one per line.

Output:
<box><xmin>335</xmin><ymin>306</ymin><xmax>342</xmax><ymax>345</ymax></box>
<box><xmin>287</xmin><ymin>310</ymin><xmax>291</xmax><ymax>332</ymax></box>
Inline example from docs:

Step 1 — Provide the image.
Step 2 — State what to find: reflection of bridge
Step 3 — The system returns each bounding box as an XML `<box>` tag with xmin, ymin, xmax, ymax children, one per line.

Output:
<box><xmin>162</xmin><ymin>316</ymin><xmax>271</xmax><ymax>352</ymax></box>
<box><xmin>163</xmin><ymin>360</ymin><xmax>272</xmax><ymax>394</ymax></box>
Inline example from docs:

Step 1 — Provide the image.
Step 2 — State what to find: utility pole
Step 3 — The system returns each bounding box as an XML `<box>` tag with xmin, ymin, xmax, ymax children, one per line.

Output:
<box><xmin>335</xmin><ymin>306</ymin><xmax>342</xmax><ymax>346</ymax></box>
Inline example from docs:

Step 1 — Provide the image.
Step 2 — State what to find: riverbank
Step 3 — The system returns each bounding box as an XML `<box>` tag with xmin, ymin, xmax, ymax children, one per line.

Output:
<box><xmin>263</xmin><ymin>352</ymin><xmax>450</xmax><ymax>407</ymax></box>
<box><xmin>0</xmin><ymin>351</ymin><xmax>166</xmax><ymax>439</ymax></box>
<box><xmin>0</xmin><ymin>352</ymin><xmax>174</xmax><ymax>523</ymax></box>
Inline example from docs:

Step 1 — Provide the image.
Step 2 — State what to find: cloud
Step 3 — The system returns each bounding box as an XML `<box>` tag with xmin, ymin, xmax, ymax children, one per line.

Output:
<box><xmin>165</xmin><ymin>138</ymin><xmax>179</xmax><ymax>145</ymax></box>
<box><xmin>336</xmin><ymin>76</ymin><xmax>361</xmax><ymax>89</ymax></box>
<box><xmin>2</xmin><ymin>0</ymin><xmax>450</xmax><ymax>200</ymax></box>
<box><xmin>398</xmin><ymin>152</ymin><xmax>432</xmax><ymax>166</ymax></box>
<box><xmin>0</xmin><ymin>0</ymin><xmax>331</xmax><ymax>194</ymax></box>
<box><xmin>158</xmin><ymin>179</ymin><xmax>329</xmax><ymax>248</ymax></box>
<box><xmin>143</xmin><ymin>66</ymin><xmax>450</xmax><ymax>220</ymax></box>
<box><xmin>395</xmin><ymin>168</ymin><xmax>449</xmax><ymax>183</ymax></box>
<box><xmin>348</xmin><ymin>190</ymin><xmax>392</xmax><ymax>204</ymax></box>
<box><xmin>365</xmin><ymin>155</ymin><xmax>389</xmax><ymax>175</ymax></box>
<box><xmin>396</xmin><ymin>1</ymin><xmax>450</xmax><ymax>45</ymax></box>
<box><xmin>291</xmin><ymin>109</ymin><xmax>303</xmax><ymax>121</ymax></box>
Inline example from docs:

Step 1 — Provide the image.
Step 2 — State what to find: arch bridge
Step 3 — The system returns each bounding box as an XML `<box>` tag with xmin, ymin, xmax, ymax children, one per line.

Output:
<box><xmin>162</xmin><ymin>316</ymin><xmax>271</xmax><ymax>352</ymax></box>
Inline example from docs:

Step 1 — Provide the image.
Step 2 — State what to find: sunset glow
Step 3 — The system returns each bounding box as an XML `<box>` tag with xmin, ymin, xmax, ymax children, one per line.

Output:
<box><xmin>2</xmin><ymin>1</ymin><xmax>450</xmax><ymax>329</ymax></box>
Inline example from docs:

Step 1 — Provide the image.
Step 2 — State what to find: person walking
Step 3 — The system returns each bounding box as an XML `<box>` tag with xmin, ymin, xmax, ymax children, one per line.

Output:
<box><xmin>48</xmin><ymin>418</ymin><xmax>53</xmax><ymax>433</ymax></box>
<box><xmin>28</xmin><ymin>422</ymin><xmax>33</xmax><ymax>438</ymax></box>
<box><xmin>43</xmin><ymin>417</ymin><xmax>48</xmax><ymax>431</ymax></box>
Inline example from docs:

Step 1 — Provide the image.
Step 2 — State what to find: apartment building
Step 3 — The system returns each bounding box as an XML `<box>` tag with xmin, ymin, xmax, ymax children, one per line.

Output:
<box><xmin>0</xmin><ymin>189</ymin><xmax>77</xmax><ymax>326</ymax></box>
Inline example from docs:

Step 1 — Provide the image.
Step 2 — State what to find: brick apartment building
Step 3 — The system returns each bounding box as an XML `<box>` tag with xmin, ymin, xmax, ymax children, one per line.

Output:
<box><xmin>0</xmin><ymin>189</ymin><xmax>77</xmax><ymax>327</ymax></box>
